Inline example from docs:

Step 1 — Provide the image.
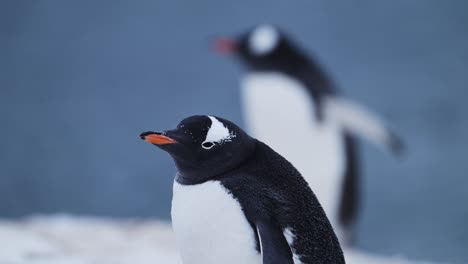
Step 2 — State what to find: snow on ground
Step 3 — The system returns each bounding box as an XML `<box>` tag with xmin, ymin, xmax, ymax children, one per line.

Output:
<box><xmin>0</xmin><ymin>215</ymin><xmax>437</xmax><ymax>264</ymax></box>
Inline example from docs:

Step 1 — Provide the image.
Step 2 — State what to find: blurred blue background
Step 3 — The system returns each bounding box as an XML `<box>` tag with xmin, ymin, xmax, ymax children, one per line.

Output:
<box><xmin>1</xmin><ymin>0</ymin><xmax>467</xmax><ymax>263</ymax></box>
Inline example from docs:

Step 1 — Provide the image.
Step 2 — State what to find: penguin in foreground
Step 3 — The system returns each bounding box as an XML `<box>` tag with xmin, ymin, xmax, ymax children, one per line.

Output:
<box><xmin>214</xmin><ymin>25</ymin><xmax>403</xmax><ymax>245</ymax></box>
<box><xmin>140</xmin><ymin>115</ymin><xmax>345</xmax><ymax>264</ymax></box>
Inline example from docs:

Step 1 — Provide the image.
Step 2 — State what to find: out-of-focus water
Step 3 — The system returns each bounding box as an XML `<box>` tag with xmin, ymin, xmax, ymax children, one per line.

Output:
<box><xmin>1</xmin><ymin>1</ymin><xmax>467</xmax><ymax>263</ymax></box>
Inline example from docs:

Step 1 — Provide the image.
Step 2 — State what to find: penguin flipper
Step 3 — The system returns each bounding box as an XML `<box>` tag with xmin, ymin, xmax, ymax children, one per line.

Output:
<box><xmin>256</xmin><ymin>220</ymin><xmax>294</xmax><ymax>264</ymax></box>
<box><xmin>325</xmin><ymin>97</ymin><xmax>404</xmax><ymax>155</ymax></box>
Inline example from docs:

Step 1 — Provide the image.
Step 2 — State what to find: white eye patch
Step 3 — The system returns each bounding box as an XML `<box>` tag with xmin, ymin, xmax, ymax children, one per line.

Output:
<box><xmin>248</xmin><ymin>24</ymin><xmax>279</xmax><ymax>56</ymax></box>
<box><xmin>202</xmin><ymin>116</ymin><xmax>236</xmax><ymax>149</ymax></box>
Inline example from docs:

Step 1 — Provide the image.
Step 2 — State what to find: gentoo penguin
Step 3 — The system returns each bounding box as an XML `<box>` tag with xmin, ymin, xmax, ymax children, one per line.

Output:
<box><xmin>140</xmin><ymin>115</ymin><xmax>345</xmax><ymax>264</ymax></box>
<box><xmin>214</xmin><ymin>24</ymin><xmax>403</xmax><ymax>245</ymax></box>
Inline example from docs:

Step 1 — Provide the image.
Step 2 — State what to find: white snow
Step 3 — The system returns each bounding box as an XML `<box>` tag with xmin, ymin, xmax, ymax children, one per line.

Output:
<box><xmin>0</xmin><ymin>215</ymin><xmax>439</xmax><ymax>264</ymax></box>
<box><xmin>0</xmin><ymin>215</ymin><xmax>181</xmax><ymax>264</ymax></box>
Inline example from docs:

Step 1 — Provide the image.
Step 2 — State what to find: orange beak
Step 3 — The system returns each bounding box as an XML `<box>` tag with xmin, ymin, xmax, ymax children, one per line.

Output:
<box><xmin>140</xmin><ymin>132</ymin><xmax>177</xmax><ymax>145</ymax></box>
<box><xmin>213</xmin><ymin>37</ymin><xmax>237</xmax><ymax>54</ymax></box>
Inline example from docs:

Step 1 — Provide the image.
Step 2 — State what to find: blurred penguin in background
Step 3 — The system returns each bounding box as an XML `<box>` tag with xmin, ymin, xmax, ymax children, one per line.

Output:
<box><xmin>214</xmin><ymin>24</ymin><xmax>403</xmax><ymax>246</ymax></box>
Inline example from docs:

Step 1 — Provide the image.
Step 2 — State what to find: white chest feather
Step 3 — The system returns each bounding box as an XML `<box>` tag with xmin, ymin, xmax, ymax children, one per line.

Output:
<box><xmin>171</xmin><ymin>181</ymin><xmax>260</xmax><ymax>264</ymax></box>
<box><xmin>241</xmin><ymin>73</ymin><xmax>346</xmax><ymax>228</ymax></box>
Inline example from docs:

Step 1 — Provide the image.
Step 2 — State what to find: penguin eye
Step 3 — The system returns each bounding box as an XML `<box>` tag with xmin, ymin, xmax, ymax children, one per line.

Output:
<box><xmin>201</xmin><ymin>142</ymin><xmax>215</xmax><ymax>150</ymax></box>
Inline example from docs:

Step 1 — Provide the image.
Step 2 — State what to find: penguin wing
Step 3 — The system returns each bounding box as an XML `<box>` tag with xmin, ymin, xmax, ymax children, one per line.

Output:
<box><xmin>256</xmin><ymin>220</ymin><xmax>294</xmax><ymax>264</ymax></box>
<box><xmin>325</xmin><ymin>96</ymin><xmax>404</xmax><ymax>154</ymax></box>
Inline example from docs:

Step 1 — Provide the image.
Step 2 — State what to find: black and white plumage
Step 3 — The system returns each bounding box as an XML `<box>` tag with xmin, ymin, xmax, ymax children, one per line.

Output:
<box><xmin>140</xmin><ymin>115</ymin><xmax>345</xmax><ymax>264</ymax></box>
<box><xmin>215</xmin><ymin>24</ymin><xmax>403</xmax><ymax>245</ymax></box>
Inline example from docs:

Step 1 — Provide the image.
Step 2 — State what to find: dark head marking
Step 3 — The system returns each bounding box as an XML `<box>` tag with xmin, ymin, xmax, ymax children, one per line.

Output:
<box><xmin>140</xmin><ymin>115</ymin><xmax>255</xmax><ymax>184</ymax></box>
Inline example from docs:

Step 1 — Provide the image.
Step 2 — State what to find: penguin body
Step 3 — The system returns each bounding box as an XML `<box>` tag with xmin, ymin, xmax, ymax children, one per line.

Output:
<box><xmin>215</xmin><ymin>25</ymin><xmax>402</xmax><ymax>244</ymax></box>
<box><xmin>241</xmin><ymin>72</ymin><xmax>347</xmax><ymax>235</ymax></box>
<box><xmin>172</xmin><ymin>181</ymin><xmax>259</xmax><ymax>264</ymax></box>
<box><xmin>140</xmin><ymin>115</ymin><xmax>345</xmax><ymax>264</ymax></box>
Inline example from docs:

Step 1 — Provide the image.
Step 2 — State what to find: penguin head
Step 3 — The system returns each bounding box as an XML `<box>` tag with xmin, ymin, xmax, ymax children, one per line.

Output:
<box><xmin>214</xmin><ymin>24</ymin><xmax>304</xmax><ymax>71</ymax></box>
<box><xmin>140</xmin><ymin>115</ymin><xmax>255</xmax><ymax>183</ymax></box>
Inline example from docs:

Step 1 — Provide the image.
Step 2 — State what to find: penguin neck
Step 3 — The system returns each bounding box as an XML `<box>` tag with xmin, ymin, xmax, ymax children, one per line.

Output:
<box><xmin>175</xmin><ymin>170</ymin><xmax>212</xmax><ymax>185</ymax></box>
<box><xmin>173</xmin><ymin>141</ymin><xmax>257</xmax><ymax>185</ymax></box>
